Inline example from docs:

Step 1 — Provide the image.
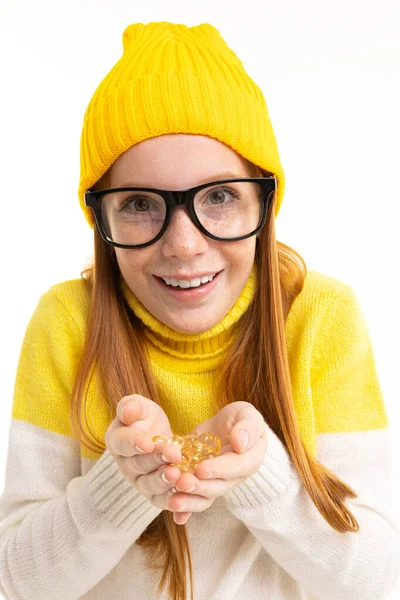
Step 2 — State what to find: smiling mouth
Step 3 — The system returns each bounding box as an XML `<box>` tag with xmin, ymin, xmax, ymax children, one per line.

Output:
<box><xmin>155</xmin><ymin>271</ymin><xmax>222</xmax><ymax>290</ymax></box>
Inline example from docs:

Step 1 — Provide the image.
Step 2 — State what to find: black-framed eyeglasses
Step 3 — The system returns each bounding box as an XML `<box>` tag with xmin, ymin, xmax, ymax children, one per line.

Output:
<box><xmin>84</xmin><ymin>177</ymin><xmax>277</xmax><ymax>249</ymax></box>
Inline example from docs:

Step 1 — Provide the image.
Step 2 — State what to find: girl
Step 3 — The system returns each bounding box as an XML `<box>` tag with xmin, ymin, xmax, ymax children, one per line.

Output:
<box><xmin>0</xmin><ymin>20</ymin><xmax>399</xmax><ymax>600</ymax></box>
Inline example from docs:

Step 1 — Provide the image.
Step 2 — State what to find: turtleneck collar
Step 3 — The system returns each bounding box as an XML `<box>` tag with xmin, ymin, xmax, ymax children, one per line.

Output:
<box><xmin>119</xmin><ymin>264</ymin><xmax>257</xmax><ymax>366</ymax></box>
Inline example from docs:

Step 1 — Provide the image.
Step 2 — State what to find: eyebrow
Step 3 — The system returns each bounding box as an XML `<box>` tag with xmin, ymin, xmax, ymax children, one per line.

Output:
<box><xmin>115</xmin><ymin>172</ymin><xmax>245</xmax><ymax>189</ymax></box>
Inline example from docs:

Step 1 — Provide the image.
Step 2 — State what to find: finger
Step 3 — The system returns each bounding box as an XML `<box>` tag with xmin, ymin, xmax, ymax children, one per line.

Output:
<box><xmin>151</xmin><ymin>488</ymin><xmax>176</xmax><ymax>510</ymax></box>
<box><xmin>174</xmin><ymin>472</ymin><xmax>243</xmax><ymax>499</ymax></box>
<box><xmin>105</xmin><ymin>418</ymin><xmax>150</xmax><ymax>458</ymax></box>
<box><xmin>194</xmin><ymin>450</ymin><xmax>251</xmax><ymax>481</ymax></box>
<box><xmin>230</xmin><ymin>417</ymin><xmax>267</xmax><ymax>454</ymax></box>
<box><xmin>116</xmin><ymin>394</ymin><xmax>146</xmax><ymax>424</ymax></box>
<box><xmin>172</xmin><ymin>472</ymin><xmax>199</xmax><ymax>493</ymax></box>
<box><xmin>149</xmin><ymin>491</ymin><xmax>195</xmax><ymax>515</ymax></box>
<box><xmin>131</xmin><ymin>440</ymin><xmax>182</xmax><ymax>474</ymax></box>
<box><xmin>135</xmin><ymin>464</ymin><xmax>181</xmax><ymax>497</ymax></box>
<box><xmin>106</xmin><ymin>421</ymin><xmax>155</xmax><ymax>458</ymax></box>
<box><xmin>173</xmin><ymin>511</ymin><xmax>192</xmax><ymax>525</ymax></box>
<box><xmin>168</xmin><ymin>492</ymin><xmax>213</xmax><ymax>514</ymax></box>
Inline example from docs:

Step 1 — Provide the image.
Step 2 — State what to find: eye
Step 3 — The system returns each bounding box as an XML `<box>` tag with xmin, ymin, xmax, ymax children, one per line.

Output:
<box><xmin>119</xmin><ymin>195</ymin><xmax>159</xmax><ymax>213</ymax></box>
<box><xmin>208</xmin><ymin>190</ymin><xmax>227</xmax><ymax>204</ymax></box>
<box><xmin>202</xmin><ymin>187</ymin><xmax>240</xmax><ymax>207</ymax></box>
<box><xmin>129</xmin><ymin>197</ymin><xmax>151</xmax><ymax>212</ymax></box>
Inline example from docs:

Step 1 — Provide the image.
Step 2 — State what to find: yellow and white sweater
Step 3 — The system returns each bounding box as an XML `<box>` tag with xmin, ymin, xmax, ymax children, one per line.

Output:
<box><xmin>0</xmin><ymin>268</ymin><xmax>399</xmax><ymax>600</ymax></box>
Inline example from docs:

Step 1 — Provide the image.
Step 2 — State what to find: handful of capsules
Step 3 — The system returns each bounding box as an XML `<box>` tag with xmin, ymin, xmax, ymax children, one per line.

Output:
<box><xmin>152</xmin><ymin>432</ymin><xmax>222</xmax><ymax>473</ymax></box>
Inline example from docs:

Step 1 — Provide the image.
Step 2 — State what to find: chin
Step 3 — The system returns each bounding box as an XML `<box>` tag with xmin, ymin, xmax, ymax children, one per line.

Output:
<box><xmin>167</xmin><ymin>316</ymin><xmax>218</xmax><ymax>335</ymax></box>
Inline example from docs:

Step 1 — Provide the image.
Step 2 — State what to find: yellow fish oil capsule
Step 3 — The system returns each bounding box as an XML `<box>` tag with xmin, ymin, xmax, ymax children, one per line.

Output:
<box><xmin>168</xmin><ymin>434</ymin><xmax>186</xmax><ymax>447</ymax></box>
<box><xmin>174</xmin><ymin>457</ymin><xmax>191</xmax><ymax>473</ymax></box>
<box><xmin>189</xmin><ymin>455</ymin><xmax>201</xmax><ymax>469</ymax></box>
<box><xmin>152</xmin><ymin>435</ymin><xmax>168</xmax><ymax>444</ymax></box>
<box><xmin>152</xmin><ymin>432</ymin><xmax>221</xmax><ymax>472</ymax></box>
<box><xmin>197</xmin><ymin>433</ymin><xmax>212</xmax><ymax>443</ymax></box>
<box><xmin>206</xmin><ymin>435</ymin><xmax>221</xmax><ymax>453</ymax></box>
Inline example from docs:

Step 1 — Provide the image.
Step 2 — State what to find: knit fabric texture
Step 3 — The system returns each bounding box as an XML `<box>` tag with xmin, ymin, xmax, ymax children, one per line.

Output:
<box><xmin>78</xmin><ymin>21</ymin><xmax>286</xmax><ymax>226</ymax></box>
<box><xmin>1</xmin><ymin>270</ymin><xmax>399</xmax><ymax>599</ymax></box>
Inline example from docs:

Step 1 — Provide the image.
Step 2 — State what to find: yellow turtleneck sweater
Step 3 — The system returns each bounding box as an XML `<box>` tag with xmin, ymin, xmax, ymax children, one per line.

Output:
<box><xmin>1</xmin><ymin>267</ymin><xmax>397</xmax><ymax>600</ymax></box>
<box><xmin>9</xmin><ymin>265</ymin><xmax>387</xmax><ymax>462</ymax></box>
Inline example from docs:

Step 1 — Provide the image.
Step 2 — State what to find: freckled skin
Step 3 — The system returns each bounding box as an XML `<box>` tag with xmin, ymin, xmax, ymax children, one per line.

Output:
<box><xmin>110</xmin><ymin>134</ymin><xmax>257</xmax><ymax>334</ymax></box>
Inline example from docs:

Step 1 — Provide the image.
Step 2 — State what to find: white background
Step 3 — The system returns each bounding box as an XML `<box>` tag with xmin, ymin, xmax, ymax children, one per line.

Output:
<box><xmin>0</xmin><ymin>0</ymin><xmax>399</xmax><ymax>597</ymax></box>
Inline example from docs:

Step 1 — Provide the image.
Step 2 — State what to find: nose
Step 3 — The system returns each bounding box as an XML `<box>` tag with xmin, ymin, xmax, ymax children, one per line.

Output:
<box><xmin>160</xmin><ymin>207</ymin><xmax>209</xmax><ymax>259</ymax></box>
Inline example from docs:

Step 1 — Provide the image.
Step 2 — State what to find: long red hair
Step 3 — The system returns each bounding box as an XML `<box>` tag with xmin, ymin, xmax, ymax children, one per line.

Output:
<box><xmin>70</xmin><ymin>161</ymin><xmax>358</xmax><ymax>600</ymax></box>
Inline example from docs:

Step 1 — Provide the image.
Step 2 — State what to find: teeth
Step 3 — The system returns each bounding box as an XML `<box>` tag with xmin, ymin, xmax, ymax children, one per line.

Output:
<box><xmin>162</xmin><ymin>273</ymin><xmax>217</xmax><ymax>288</ymax></box>
<box><xmin>178</xmin><ymin>280</ymin><xmax>191</xmax><ymax>289</ymax></box>
<box><xmin>190</xmin><ymin>278</ymin><xmax>202</xmax><ymax>288</ymax></box>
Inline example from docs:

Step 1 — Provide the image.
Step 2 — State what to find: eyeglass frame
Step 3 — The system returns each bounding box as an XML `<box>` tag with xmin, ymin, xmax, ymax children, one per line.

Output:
<box><xmin>84</xmin><ymin>176</ymin><xmax>277</xmax><ymax>249</ymax></box>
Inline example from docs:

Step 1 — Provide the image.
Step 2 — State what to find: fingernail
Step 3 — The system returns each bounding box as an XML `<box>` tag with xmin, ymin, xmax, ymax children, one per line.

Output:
<box><xmin>160</xmin><ymin>454</ymin><xmax>169</xmax><ymax>463</ymax></box>
<box><xmin>160</xmin><ymin>470</ymin><xmax>169</xmax><ymax>484</ymax></box>
<box><xmin>184</xmin><ymin>485</ymin><xmax>196</xmax><ymax>493</ymax></box>
<box><xmin>239</xmin><ymin>431</ymin><xmax>249</xmax><ymax>450</ymax></box>
<box><xmin>134</xmin><ymin>444</ymin><xmax>146</xmax><ymax>453</ymax></box>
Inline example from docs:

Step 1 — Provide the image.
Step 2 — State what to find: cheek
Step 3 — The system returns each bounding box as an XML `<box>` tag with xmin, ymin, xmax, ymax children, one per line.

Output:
<box><xmin>114</xmin><ymin>248</ymin><xmax>152</xmax><ymax>281</ymax></box>
<box><xmin>224</xmin><ymin>239</ymin><xmax>256</xmax><ymax>271</ymax></box>
<box><xmin>114</xmin><ymin>252</ymin><xmax>132</xmax><ymax>279</ymax></box>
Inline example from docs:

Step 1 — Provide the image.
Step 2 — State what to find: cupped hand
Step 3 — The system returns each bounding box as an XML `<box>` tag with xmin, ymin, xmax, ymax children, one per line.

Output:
<box><xmin>168</xmin><ymin>401</ymin><xmax>268</xmax><ymax>525</ymax></box>
<box><xmin>105</xmin><ymin>394</ymin><xmax>184</xmax><ymax>511</ymax></box>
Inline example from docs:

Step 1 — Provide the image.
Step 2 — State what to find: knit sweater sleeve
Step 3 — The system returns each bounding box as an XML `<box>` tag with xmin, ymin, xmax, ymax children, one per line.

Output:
<box><xmin>223</xmin><ymin>284</ymin><xmax>400</xmax><ymax>600</ymax></box>
<box><xmin>0</xmin><ymin>285</ymin><xmax>161</xmax><ymax>600</ymax></box>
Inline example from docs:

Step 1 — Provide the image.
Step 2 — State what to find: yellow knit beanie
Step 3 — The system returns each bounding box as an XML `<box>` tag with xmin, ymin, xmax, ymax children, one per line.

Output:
<box><xmin>78</xmin><ymin>21</ymin><xmax>286</xmax><ymax>227</ymax></box>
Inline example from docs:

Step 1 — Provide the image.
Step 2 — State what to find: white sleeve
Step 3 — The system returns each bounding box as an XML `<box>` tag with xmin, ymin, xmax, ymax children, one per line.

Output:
<box><xmin>0</xmin><ymin>286</ymin><xmax>161</xmax><ymax>600</ymax></box>
<box><xmin>223</xmin><ymin>417</ymin><xmax>400</xmax><ymax>600</ymax></box>
<box><xmin>0</xmin><ymin>419</ymin><xmax>161</xmax><ymax>600</ymax></box>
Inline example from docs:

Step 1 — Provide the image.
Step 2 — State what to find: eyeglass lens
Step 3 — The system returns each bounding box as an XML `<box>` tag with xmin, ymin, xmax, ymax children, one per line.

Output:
<box><xmin>99</xmin><ymin>181</ymin><xmax>265</xmax><ymax>246</ymax></box>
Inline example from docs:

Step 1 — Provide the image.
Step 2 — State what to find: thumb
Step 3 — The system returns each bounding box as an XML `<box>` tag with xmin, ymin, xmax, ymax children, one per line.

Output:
<box><xmin>116</xmin><ymin>394</ymin><xmax>143</xmax><ymax>424</ymax></box>
<box><xmin>230</xmin><ymin>417</ymin><xmax>261</xmax><ymax>454</ymax></box>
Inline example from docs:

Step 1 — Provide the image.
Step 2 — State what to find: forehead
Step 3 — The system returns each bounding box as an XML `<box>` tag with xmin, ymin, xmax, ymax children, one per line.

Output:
<box><xmin>108</xmin><ymin>134</ymin><xmax>251</xmax><ymax>188</ymax></box>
